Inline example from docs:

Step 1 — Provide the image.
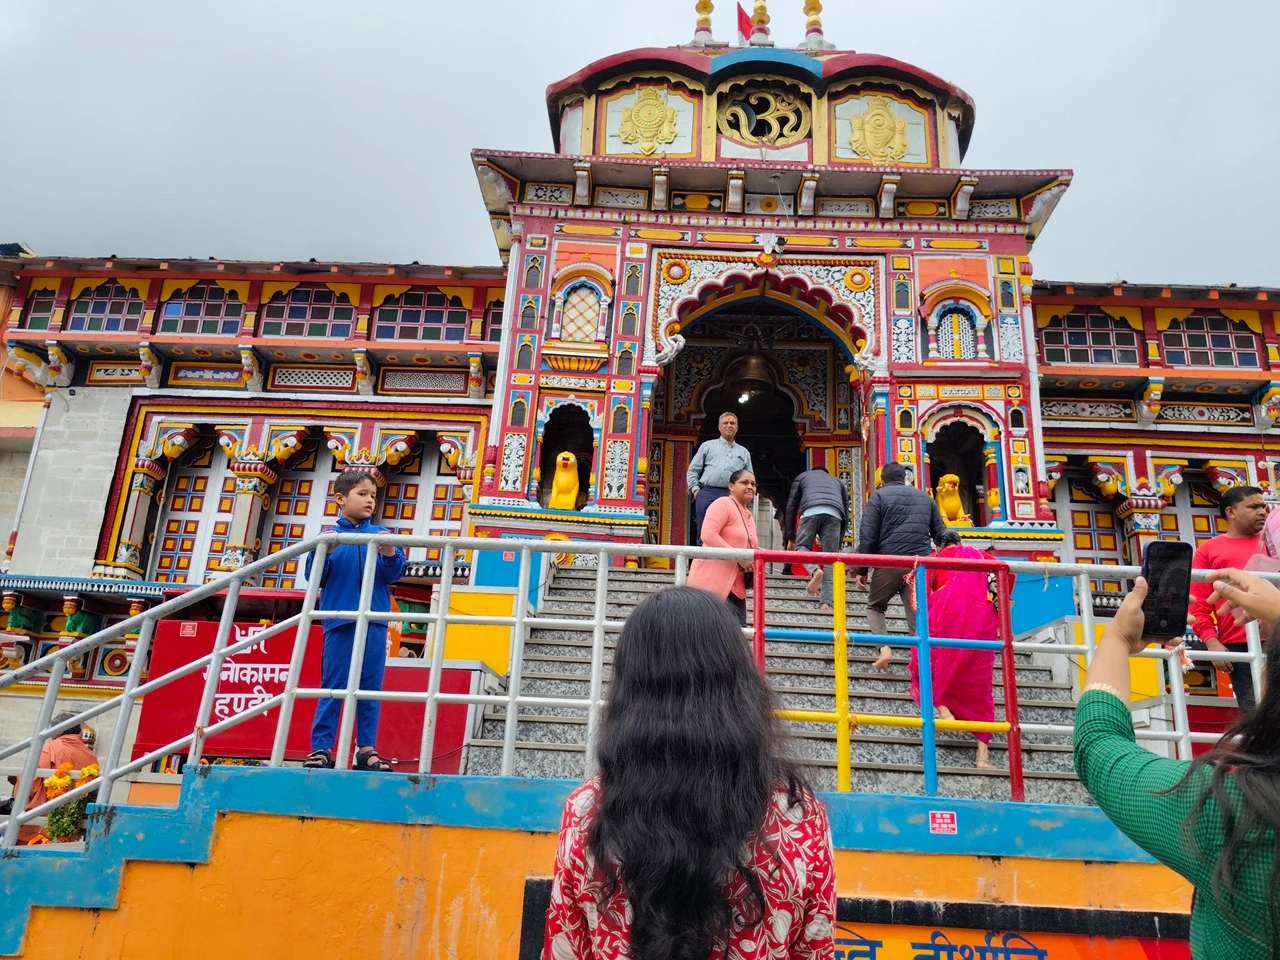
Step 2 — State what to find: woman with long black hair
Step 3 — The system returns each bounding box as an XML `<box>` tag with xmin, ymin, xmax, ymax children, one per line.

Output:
<box><xmin>543</xmin><ymin>587</ymin><xmax>835</xmax><ymax>960</ymax></box>
<box><xmin>1074</xmin><ymin>567</ymin><xmax>1280</xmax><ymax>959</ymax></box>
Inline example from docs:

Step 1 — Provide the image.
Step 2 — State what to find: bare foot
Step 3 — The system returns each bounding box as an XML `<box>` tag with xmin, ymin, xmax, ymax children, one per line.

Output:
<box><xmin>819</xmin><ymin>603</ymin><xmax>832</xmax><ymax>613</ymax></box>
<box><xmin>872</xmin><ymin>645</ymin><xmax>892</xmax><ymax>670</ymax></box>
<box><xmin>805</xmin><ymin>570</ymin><xmax>822</xmax><ymax>596</ymax></box>
<box><xmin>976</xmin><ymin>743</ymin><xmax>993</xmax><ymax>769</ymax></box>
<box><xmin>937</xmin><ymin>705</ymin><xmax>955</xmax><ymax>722</ymax></box>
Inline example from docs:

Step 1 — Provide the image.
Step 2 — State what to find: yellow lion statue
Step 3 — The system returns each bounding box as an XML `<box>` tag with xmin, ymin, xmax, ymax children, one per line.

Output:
<box><xmin>934</xmin><ymin>474</ymin><xmax>972</xmax><ymax>527</ymax></box>
<box><xmin>547</xmin><ymin>451</ymin><xmax>581</xmax><ymax>511</ymax></box>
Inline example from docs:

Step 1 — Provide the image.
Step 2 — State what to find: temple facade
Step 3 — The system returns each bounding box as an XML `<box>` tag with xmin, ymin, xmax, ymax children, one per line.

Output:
<box><xmin>1</xmin><ymin>4</ymin><xmax>1276</xmax><ymax>683</ymax></box>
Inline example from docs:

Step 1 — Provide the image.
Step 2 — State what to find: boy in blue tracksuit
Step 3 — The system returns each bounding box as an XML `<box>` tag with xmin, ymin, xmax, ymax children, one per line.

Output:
<box><xmin>302</xmin><ymin>469</ymin><xmax>406</xmax><ymax>771</ymax></box>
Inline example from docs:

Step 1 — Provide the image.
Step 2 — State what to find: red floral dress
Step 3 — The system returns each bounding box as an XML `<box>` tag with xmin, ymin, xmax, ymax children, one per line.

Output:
<box><xmin>543</xmin><ymin>780</ymin><xmax>836</xmax><ymax>960</ymax></box>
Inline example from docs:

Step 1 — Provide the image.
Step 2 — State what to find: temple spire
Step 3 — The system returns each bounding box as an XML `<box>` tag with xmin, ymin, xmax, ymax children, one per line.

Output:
<box><xmin>691</xmin><ymin>0</ymin><xmax>715</xmax><ymax>44</ymax></box>
<box><xmin>801</xmin><ymin>0</ymin><xmax>834</xmax><ymax>50</ymax></box>
<box><xmin>749</xmin><ymin>0</ymin><xmax>773</xmax><ymax>46</ymax></box>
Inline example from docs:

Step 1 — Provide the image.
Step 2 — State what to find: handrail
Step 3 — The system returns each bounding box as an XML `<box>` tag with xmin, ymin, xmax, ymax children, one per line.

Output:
<box><xmin>0</xmin><ymin>531</ymin><xmax>1270</xmax><ymax>845</ymax></box>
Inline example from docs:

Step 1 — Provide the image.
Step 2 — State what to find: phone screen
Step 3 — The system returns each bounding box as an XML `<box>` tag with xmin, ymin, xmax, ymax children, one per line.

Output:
<box><xmin>1140</xmin><ymin>541</ymin><xmax>1193</xmax><ymax>641</ymax></box>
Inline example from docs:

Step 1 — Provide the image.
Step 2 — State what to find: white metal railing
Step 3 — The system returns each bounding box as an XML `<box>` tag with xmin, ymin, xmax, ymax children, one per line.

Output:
<box><xmin>0</xmin><ymin>533</ymin><xmax>1270</xmax><ymax>845</ymax></box>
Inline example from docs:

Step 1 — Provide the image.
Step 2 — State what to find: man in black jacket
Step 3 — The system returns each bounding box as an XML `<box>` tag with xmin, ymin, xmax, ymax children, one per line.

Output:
<box><xmin>851</xmin><ymin>461</ymin><xmax>949</xmax><ymax>669</ymax></box>
<box><xmin>784</xmin><ymin>467</ymin><xmax>850</xmax><ymax>611</ymax></box>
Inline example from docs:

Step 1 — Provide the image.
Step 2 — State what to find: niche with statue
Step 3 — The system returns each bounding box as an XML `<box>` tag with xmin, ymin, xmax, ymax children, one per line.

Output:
<box><xmin>538</xmin><ymin>405</ymin><xmax>595</xmax><ymax>511</ymax></box>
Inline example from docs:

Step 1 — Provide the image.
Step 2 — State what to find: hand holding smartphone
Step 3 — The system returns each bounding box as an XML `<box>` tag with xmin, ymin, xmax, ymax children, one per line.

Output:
<box><xmin>1140</xmin><ymin>540</ymin><xmax>1194</xmax><ymax>641</ymax></box>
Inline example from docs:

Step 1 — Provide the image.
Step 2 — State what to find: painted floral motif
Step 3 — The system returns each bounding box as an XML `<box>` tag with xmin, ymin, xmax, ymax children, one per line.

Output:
<box><xmin>602</xmin><ymin>441</ymin><xmax>630</xmax><ymax>500</ymax></box>
<box><xmin>500</xmin><ymin>433</ymin><xmax>527</xmax><ymax>491</ymax></box>
<box><xmin>997</xmin><ymin>315</ymin><xmax>1024</xmax><ymax>363</ymax></box>
<box><xmin>543</xmin><ymin>780</ymin><xmax>836</xmax><ymax>959</ymax></box>
<box><xmin>891</xmin><ymin>316</ymin><xmax>916</xmax><ymax>364</ymax></box>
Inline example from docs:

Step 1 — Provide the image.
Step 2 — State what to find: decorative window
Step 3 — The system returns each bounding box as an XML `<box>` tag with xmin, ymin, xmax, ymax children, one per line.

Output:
<box><xmin>998</xmin><ymin>280</ymin><xmax>1017</xmax><ymax>311</ymax></box>
<box><xmin>158</xmin><ymin>284</ymin><xmax>244</xmax><ymax>336</ymax></box>
<box><xmin>520</xmin><ymin>301</ymin><xmax>537</xmax><ymax>329</ymax></box>
<box><xmin>373</xmin><ymin>290</ymin><xmax>467</xmax><ymax>342</ymax></box>
<box><xmin>612</xmin><ymin>405</ymin><xmax>630</xmax><ymax>433</ymax></box>
<box><xmin>1040</xmin><ymin>313</ymin><xmax>1140</xmax><ymax>366</ymax></box>
<box><xmin>893</xmin><ymin>281</ymin><xmax>912</xmax><ymax>312</ymax></box>
<box><xmin>617</xmin><ymin>347</ymin><xmax>635</xmax><ymax>376</ymax></box>
<box><xmin>1161</xmin><ymin>315</ymin><xmax>1259</xmax><ymax>368</ymax></box>
<box><xmin>66</xmin><ymin>282</ymin><xmax>144</xmax><ymax>333</ymax></box>
<box><xmin>933</xmin><ymin>304</ymin><xmax>980</xmax><ymax>360</ymax></box>
<box><xmin>516</xmin><ymin>341</ymin><xmax>535</xmax><ymax>369</ymax></box>
<box><xmin>1057</xmin><ymin>476</ymin><xmax>1124</xmax><ymax>592</ymax></box>
<box><xmin>150</xmin><ymin>450</ymin><xmax>235</xmax><ymax>584</ymax></box>
<box><xmin>481</xmin><ymin>302</ymin><xmax>504</xmax><ymax>342</ymax></box>
<box><xmin>624</xmin><ymin>264</ymin><xmax>642</xmax><ymax>297</ymax></box>
<box><xmin>259</xmin><ymin>453</ymin><xmax>336</xmax><ymax>589</ymax></box>
<box><xmin>261</xmin><ymin>286</ymin><xmax>354</xmax><ymax>338</ymax></box>
<box><xmin>560</xmin><ymin>285</ymin><xmax>601</xmax><ymax>342</ymax></box>
<box><xmin>619</xmin><ymin>304</ymin><xmax>639</xmax><ymax>337</ymax></box>
<box><xmin>510</xmin><ymin>398</ymin><xmax>527</xmax><ymax>427</ymax></box>
<box><xmin>897</xmin><ymin>408</ymin><xmax>914</xmax><ymax>431</ymax></box>
<box><xmin>1009</xmin><ymin>407</ymin><xmax>1026</xmax><ymax>431</ymax></box>
<box><xmin>20</xmin><ymin>290</ymin><xmax>57</xmax><ymax>331</ymax></box>
<box><xmin>524</xmin><ymin>257</ymin><xmax>543</xmax><ymax>288</ymax></box>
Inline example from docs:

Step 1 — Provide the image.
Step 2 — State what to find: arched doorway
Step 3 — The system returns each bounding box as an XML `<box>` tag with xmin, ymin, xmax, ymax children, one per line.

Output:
<box><xmin>649</xmin><ymin>298</ymin><xmax>863</xmax><ymax>546</ymax></box>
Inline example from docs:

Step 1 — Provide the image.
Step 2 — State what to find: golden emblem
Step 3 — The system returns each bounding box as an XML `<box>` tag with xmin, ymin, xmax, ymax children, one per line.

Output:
<box><xmin>619</xmin><ymin>88</ymin><xmax>678</xmax><ymax>156</ymax></box>
<box><xmin>850</xmin><ymin>96</ymin><xmax>909</xmax><ymax>164</ymax></box>
<box><xmin>717</xmin><ymin>83</ymin><xmax>812</xmax><ymax>147</ymax></box>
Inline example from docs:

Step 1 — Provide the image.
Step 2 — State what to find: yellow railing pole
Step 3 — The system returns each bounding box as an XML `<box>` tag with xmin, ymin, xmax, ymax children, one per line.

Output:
<box><xmin>833</xmin><ymin>560</ymin><xmax>852</xmax><ymax>792</ymax></box>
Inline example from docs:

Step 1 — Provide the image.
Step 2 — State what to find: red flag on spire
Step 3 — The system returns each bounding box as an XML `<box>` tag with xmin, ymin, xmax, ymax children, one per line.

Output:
<box><xmin>737</xmin><ymin>3</ymin><xmax>752</xmax><ymax>45</ymax></box>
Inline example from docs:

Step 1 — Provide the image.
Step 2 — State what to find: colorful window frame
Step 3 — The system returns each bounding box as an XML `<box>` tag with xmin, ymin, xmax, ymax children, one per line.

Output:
<box><xmin>481</xmin><ymin>302</ymin><xmax>504</xmax><ymax>343</ymax></box>
<box><xmin>261</xmin><ymin>286</ymin><xmax>354</xmax><ymax>338</ymax></box>
<box><xmin>1040</xmin><ymin>313</ymin><xmax>1141</xmax><ymax>366</ymax></box>
<box><xmin>158</xmin><ymin>284</ymin><xmax>244</xmax><ymax>336</ymax></box>
<box><xmin>66</xmin><ymin>283</ymin><xmax>144</xmax><ymax>333</ymax></box>
<box><xmin>20</xmin><ymin>290</ymin><xmax>57</xmax><ymax>331</ymax></box>
<box><xmin>1161</xmin><ymin>315</ymin><xmax>1259</xmax><ymax>368</ymax></box>
<box><xmin>373</xmin><ymin>290</ymin><xmax>468</xmax><ymax>343</ymax></box>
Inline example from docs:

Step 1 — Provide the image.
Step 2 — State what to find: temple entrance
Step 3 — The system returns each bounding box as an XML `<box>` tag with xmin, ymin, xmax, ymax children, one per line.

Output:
<box><xmin>647</xmin><ymin>299</ymin><xmax>864</xmax><ymax>547</ymax></box>
<box><xmin>926</xmin><ymin>421</ymin><xmax>986</xmax><ymax>525</ymax></box>
<box><xmin>693</xmin><ymin>354</ymin><xmax>805</xmax><ymax>547</ymax></box>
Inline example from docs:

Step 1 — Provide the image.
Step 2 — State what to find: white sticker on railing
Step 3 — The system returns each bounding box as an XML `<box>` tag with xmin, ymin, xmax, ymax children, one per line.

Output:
<box><xmin>928</xmin><ymin>810</ymin><xmax>958</xmax><ymax>835</ymax></box>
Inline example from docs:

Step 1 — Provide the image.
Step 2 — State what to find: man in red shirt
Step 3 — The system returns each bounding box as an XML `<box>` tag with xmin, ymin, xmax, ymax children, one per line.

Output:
<box><xmin>1188</xmin><ymin>485</ymin><xmax>1268</xmax><ymax>709</ymax></box>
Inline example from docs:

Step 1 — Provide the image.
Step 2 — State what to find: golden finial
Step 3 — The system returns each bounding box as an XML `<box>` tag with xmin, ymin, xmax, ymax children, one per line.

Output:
<box><xmin>692</xmin><ymin>0</ymin><xmax>714</xmax><ymax>43</ymax></box>
<box><xmin>801</xmin><ymin>0</ymin><xmax>834</xmax><ymax>50</ymax></box>
<box><xmin>749</xmin><ymin>0</ymin><xmax>773</xmax><ymax>45</ymax></box>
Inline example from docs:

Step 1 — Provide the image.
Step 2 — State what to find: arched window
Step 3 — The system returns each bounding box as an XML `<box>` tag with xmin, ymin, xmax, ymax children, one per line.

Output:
<box><xmin>516</xmin><ymin>341</ymin><xmax>534</xmax><ymax>369</ymax></box>
<box><xmin>262</xmin><ymin>286</ymin><xmax>354</xmax><ymax>338</ymax></box>
<box><xmin>1009</xmin><ymin>407</ymin><xmax>1027</xmax><ymax>431</ymax></box>
<box><xmin>934</xmin><ymin>304</ymin><xmax>980</xmax><ymax>360</ymax></box>
<box><xmin>894</xmin><ymin>280</ymin><xmax>912</xmax><ymax>311</ymax></box>
<box><xmin>612</xmin><ymin>404</ymin><xmax>630</xmax><ymax>434</ymax></box>
<box><xmin>897</xmin><ymin>407</ymin><xmax>915</xmax><ymax>432</ymax></box>
<box><xmin>373</xmin><ymin>289</ymin><xmax>467</xmax><ymax>342</ymax></box>
<box><xmin>620</xmin><ymin>304</ymin><xmax>639</xmax><ymax>337</ymax></box>
<box><xmin>20</xmin><ymin>289</ymin><xmax>57</xmax><ymax>331</ymax></box>
<box><xmin>1040</xmin><ymin>312</ymin><xmax>1140</xmax><ymax>366</ymax></box>
<box><xmin>510</xmin><ymin>398</ymin><xmax>527</xmax><ymax>427</ymax></box>
<box><xmin>159</xmin><ymin>284</ymin><xmax>244</xmax><ymax>336</ymax></box>
<box><xmin>560</xmin><ymin>285</ymin><xmax>601</xmax><ymax>342</ymax></box>
<box><xmin>521</xmin><ymin>301</ymin><xmax>537</xmax><ymax>329</ymax></box>
<box><xmin>1161</xmin><ymin>315</ymin><xmax>1260</xmax><ymax>368</ymax></box>
<box><xmin>616</xmin><ymin>347</ymin><xmax>635</xmax><ymax>376</ymax></box>
<box><xmin>524</xmin><ymin>257</ymin><xmax>543</xmax><ymax>288</ymax></box>
<box><xmin>67</xmin><ymin>282</ymin><xmax>144</xmax><ymax>333</ymax></box>
<box><xmin>624</xmin><ymin>264</ymin><xmax>642</xmax><ymax>296</ymax></box>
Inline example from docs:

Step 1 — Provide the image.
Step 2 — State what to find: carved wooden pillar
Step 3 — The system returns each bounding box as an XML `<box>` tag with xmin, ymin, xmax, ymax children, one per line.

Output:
<box><xmin>984</xmin><ymin>441</ymin><xmax>1003</xmax><ymax>523</ymax></box>
<box><xmin>216</xmin><ymin>461</ymin><xmax>278</xmax><ymax>575</ymax></box>
<box><xmin>109</xmin><ymin>457</ymin><xmax>169</xmax><ymax>578</ymax></box>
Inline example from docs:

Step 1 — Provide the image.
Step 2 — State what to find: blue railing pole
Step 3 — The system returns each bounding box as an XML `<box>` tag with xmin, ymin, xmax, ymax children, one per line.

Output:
<box><xmin>915</xmin><ymin>570</ymin><xmax>938</xmax><ymax>796</ymax></box>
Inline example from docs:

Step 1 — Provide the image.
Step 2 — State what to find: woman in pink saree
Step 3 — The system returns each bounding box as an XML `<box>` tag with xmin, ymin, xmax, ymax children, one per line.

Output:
<box><xmin>909</xmin><ymin>532</ymin><xmax>998</xmax><ymax>769</ymax></box>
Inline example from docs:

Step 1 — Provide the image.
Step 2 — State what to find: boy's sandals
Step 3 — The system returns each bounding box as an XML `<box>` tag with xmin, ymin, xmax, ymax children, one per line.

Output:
<box><xmin>354</xmin><ymin>748</ymin><xmax>393</xmax><ymax>772</ymax></box>
<box><xmin>303</xmin><ymin>749</ymin><xmax>334</xmax><ymax>769</ymax></box>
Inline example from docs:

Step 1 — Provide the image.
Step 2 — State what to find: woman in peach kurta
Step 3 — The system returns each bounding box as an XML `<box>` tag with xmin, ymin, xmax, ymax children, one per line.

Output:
<box><xmin>687</xmin><ymin>469</ymin><xmax>758</xmax><ymax>625</ymax></box>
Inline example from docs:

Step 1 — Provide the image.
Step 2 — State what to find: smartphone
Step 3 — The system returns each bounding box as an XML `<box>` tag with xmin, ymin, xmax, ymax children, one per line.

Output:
<box><xmin>1140</xmin><ymin>540</ymin><xmax>1194</xmax><ymax>641</ymax></box>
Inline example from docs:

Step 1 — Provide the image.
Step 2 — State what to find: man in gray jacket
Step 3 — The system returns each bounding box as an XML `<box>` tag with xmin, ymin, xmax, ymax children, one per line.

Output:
<box><xmin>784</xmin><ymin>466</ymin><xmax>850</xmax><ymax>611</ymax></box>
<box><xmin>851</xmin><ymin>461</ymin><xmax>949</xmax><ymax>669</ymax></box>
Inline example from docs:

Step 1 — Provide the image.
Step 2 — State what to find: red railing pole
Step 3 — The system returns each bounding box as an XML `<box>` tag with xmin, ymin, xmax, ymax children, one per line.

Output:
<box><xmin>753</xmin><ymin>551</ymin><xmax>767</xmax><ymax>672</ymax></box>
<box><xmin>996</xmin><ymin>567</ymin><xmax>1025</xmax><ymax>802</ymax></box>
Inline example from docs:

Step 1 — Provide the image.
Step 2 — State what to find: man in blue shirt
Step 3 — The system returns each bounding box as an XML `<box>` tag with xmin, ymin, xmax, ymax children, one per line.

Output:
<box><xmin>686</xmin><ymin>411</ymin><xmax>754</xmax><ymax>544</ymax></box>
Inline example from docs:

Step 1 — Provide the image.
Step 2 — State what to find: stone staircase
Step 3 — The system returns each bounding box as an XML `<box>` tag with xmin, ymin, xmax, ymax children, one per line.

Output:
<box><xmin>464</xmin><ymin>565</ymin><xmax>1089</xmax><ymax>804</ymax></box>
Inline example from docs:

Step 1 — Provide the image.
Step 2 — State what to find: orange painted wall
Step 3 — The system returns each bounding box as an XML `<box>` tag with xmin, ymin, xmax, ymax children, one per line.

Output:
<box><xmin>16</xmin><ymin>812</ymin><xmax>1190</xmax><ymax>959</ymax></box>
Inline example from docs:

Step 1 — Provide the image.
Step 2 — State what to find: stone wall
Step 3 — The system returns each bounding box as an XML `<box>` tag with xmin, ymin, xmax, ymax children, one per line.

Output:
<box><xmin>0</xmin><ymin>448</ymin><xmax>31</xmax><ymax>542</ymax></box>
<box><xmin>9</xmin><ymin>388</ymin><xmax>132</xmax><ymax>577</ymax></box>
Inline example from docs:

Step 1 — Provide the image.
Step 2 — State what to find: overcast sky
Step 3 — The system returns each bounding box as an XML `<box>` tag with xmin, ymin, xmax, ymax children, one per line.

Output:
<box><xmin>1</xmin><ymin>1</ymin><xmax>1275</xmax><ymax>286</ymax></box>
